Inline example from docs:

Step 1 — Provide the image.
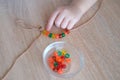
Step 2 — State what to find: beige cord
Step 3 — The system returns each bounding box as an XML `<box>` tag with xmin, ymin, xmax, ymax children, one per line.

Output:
<box><xmin>1</xmin><ymin>33</ymin><xmax>41</xmax><ymax>80</ymax></box>
<box><xmin>72</xmin><ymin>0</ymin><xmax>103</xmax><ymax>31</ymax></box>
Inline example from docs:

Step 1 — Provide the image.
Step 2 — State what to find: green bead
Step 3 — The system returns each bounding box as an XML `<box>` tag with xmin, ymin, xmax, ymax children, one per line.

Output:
<box><xmin>54</xmin><ymin>62</ymin><xmax>58</xmax><ymax>67</ymax></box>
<box><xmin>57</xmin><ymin>50</ymin><xmax>62</xmax><ymax>56</ymax></box>
<box><xmin>48</xmin><ymin>33</ymin><xmax>52</xmax><ymax>38</ymax></box>
<box><xmin>65</xmin><ymin>53</ymin><xmax>70</xmax><ymax>58</ymax></box>
<box><xmin>62</xmin><ymin>33</ymin><xmax>65</xmax><ymax>37</ymax></box>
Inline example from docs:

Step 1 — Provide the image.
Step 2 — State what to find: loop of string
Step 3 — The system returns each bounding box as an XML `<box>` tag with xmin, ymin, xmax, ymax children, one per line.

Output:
<box><xmin>15</xmin><ymin>19</ymin><xmax>44</xmax><ymax>32</ymax></box>
<box><xmin>1</xmin><ymin>0</ymin><xmax>103</xmax><ymax>79</ymax></box>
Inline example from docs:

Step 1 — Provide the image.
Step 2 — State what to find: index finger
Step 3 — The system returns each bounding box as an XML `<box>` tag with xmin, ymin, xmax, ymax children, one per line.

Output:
<box><xmin>46</xmin><ymin>9</ymin><xmax>62</xmax><ymax>31</ymax></box>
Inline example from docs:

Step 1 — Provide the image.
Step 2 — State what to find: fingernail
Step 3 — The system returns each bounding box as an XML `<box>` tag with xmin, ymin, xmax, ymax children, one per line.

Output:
<box><xmin>46</xmin><ymin>27</ymin><xmax>50</xmax><ymax>31</ymax></box>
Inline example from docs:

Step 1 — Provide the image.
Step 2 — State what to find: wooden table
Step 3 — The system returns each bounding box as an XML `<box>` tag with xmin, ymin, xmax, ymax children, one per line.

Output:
<box><xmin>0</xmin><ymin>0</ymin><xmax>120</xmax><ymax>80</ymax></box>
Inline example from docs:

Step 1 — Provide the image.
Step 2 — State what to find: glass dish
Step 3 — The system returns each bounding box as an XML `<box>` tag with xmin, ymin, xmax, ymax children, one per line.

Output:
<box><xmin>43</xmin><ymin>41</ymin><xmax>84</xmax><ymax>78</ymax></box>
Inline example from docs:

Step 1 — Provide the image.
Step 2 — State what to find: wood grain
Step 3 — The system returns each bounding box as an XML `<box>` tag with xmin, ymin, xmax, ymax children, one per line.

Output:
<box><xmin>0</xmin><ymin>0</ymin><xmax>120</xmax><ymax>80</ymax></box>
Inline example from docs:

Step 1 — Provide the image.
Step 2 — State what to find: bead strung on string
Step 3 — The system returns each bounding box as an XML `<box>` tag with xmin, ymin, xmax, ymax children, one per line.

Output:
<box><xmin>42</xmin><ymin>29</ymin><xmax>70</xmax><ymax>39</ymax></box>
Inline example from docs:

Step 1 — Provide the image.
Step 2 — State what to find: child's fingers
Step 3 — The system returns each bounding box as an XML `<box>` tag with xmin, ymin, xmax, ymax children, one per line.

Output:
<box><xmin>67</xmin><ymin>20</ymin><xmax>76</xmax><ymax>30</ymax></box>
<box><xmin>46</xmin><ymin>9</ymin><xmax>62</xmax><ymax>31</ymax></box>
<box><xmin>61</xmin><ymin>18</ymin><xmax>69</xmax><ymax>29</ymax></box>
<box><xmin>55</xmin><ymin>12</ymin><xmax>65</xmax><ymax>28</ymax></box>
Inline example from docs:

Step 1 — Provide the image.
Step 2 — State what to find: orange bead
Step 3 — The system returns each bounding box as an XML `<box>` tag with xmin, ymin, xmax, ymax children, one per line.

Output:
<box><xmin>57</xmin><ymin>69</ymin><xmax>63</xmax><ymax>74</ymax></box>
<box><xmin>55</xmin><ymin>56</ymin><xmax>60</xmax><ymax>60</ymax></box>
<box><xmin>56</xmin><ymin>57</ymin><xmax>62</xmax><ymax>62</ymax></box>
<box><xmin>65</xmin><ymin>58</ymin><xmax>71</xmax><ymax>63</ymax></box>
<box><xmin>42</xmin><ymin>30</ymin><xmax>50</xmax><ymax>36</ymax></box>
<box><xmin>48</xmin><ymin>57</ymin><xmax>54</xmax><ymax>63</ymax></box>
<box><xmin>49</xmin><ymin>63</ymin><xmax>54</xmax><ymax>69</ymax></box>
<box><xmin>55</xmin><ymin>34</ymin><xmax>59</xmax><ymax>39</ymax></box>
<box><xmin>45</xmin><ymin>31</ymin><xmax>50</xmax><ymax>36</ymax></box>
<box><xmin>53</xmin><ymin>51</ymin><xmax>58</xmax><ymax>56</ymax></box>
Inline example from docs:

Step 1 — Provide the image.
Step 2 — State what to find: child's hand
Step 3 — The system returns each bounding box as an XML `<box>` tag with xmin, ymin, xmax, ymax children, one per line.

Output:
<box><xmin>46</xmin><ymin>0</ymin><xmax>97</xmax><ymax>31</ymax></box>
<box><xmin>46</xmin><ymin>6</ymin><xmax>83</xmax><ymax>31</ymax></box>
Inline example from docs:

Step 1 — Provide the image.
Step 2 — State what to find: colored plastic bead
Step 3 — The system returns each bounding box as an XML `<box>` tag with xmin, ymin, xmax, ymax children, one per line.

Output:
<box><xmin>58</xmin><ymin>62</ymin><xmax>62</xmax><ymax>65</ymax></box>
<box><xmin>48</xmin><ymin>49</ymin><xmax>71</xmax><ymax>74</ymax></box>
<box><xmin>49</xmin><ymin>63</ymin><xmax>54</xmax><ymax>69</ymax></box>
<box><xmin>61</xmin><ymin>56</ymin><xmax>65</xmax><ymax>59</ymax></box>
<box><xmin>54</xmin><ymin>62</ymin><xmax>58</xmax><ymax>67</ymax></box>
<box><xmin>48</xmin><ymin>57</ymin><xmax>54</xmax><ymax>63</ymax></box>
<box><xmin>64</xmin><ymin>29</ymin><xmax>70</xmax><ymax>35</ymax></box>
<box><xmin>53</xmin><ymin>51</ymin><xmax>58</xmax><ymax>56</ymax></box>
<box><xmin>61</xmin><ymin>49</ymin><xmax>67</xmax><ymax>53</ymax></box>
<box><xmin>59</xmin><ymin>34</ymin><xmax>63</xmax><ymax>38</ymax></box>
<box><xmin>46</xmin><ymin>32</ymin><xmax>50</xmax><ymax>36</ymax></box>
<box><xmin>52</xmin><ymin>56</ymin><xmax>56</xmax><ymax>60</ymax></box>
<box><xmin>42</xmin><ymin>30</ymin><xmax>50</xmax><ymax>36</ymax></box>
<box><xmin>53</xmin><ymin>68</ymin><xmax>58</xmax><ymax>72</ymax></box>
<box><xmin>57</xmin><ymin>51</ymin><xmax>62</xmax><ymax>56</ymax></box>
<box><xmin>52</xmin><ymin>34</ymin><xmax>56</xmax><ymax>39</ymax></box>
<box><xmin>65</xmin><ymin>53</ymin><xmax>70</xmax><ymax>58</ymax></box>
<box><xmin>61</xmin><ymin>64</ymin><xmax>66</xmax><ymax>69</ymax></box>
<box><xmin>56</xmin><ymin>57</ymin><xmax>62</xmax><ymax>62</ymax></box>
<box><xmin>65</xmin><ymin>58</ymin><xmax>71</xmax><ymax>63</ymax></box>
<box><xmin>55</xmin><ymin>34</ymin><xmax>59</xmax><ymax>39</ymax></box>
<box><xmin>61</xmin><ymin>33</ymin><xmax>65</xmax><ymax>37</ymax></box>
<box><xmin>48</xmin><ymin>33</ymin><xmax>53</xmax><ymax>38</ymax></box>
<box><xmin>56</xmin><ymin>65</ymin><xmax>61</xmax><ymax>70</ymax></box>
<box><xmin>58</xmin><ymin>69</ymin><xmax>63</xmax><ymax>74</ymax></box>
<box><xmin>61</xmin><ymin>49</ymin><xmax>66</xmax><ymax>56</ymax></box>
<box><xmin>42</xmin><ymin>30</ymin><xmax>46</xmax><ymax>34</ymax></box>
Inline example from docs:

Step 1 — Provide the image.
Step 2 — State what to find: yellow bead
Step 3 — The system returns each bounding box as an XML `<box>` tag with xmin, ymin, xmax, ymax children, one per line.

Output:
<box><xmin>61</xmin><ymin>49</ymin><xmax>67</xmax><ymax>55</ymax></box>
<box><xmin>42</xmin><ymin>30</ymin><xmax>50</xmax><ymax>36</ymax></box>
<box><xmin>42</xmin><ymin>30</ymin><xmax>47</xmax><ymax>35</ymax></box>
<box><xmin>52</xmin><ymin>34</ymin><xmax>56</xmax><ymax>39</ymax></box>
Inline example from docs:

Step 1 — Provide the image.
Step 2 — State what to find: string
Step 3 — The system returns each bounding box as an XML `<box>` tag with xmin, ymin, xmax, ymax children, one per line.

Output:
<box><xmin>1</xmin><ymin>33</ymin><xmax>41</xmax><ymax>80</ymax></box>
<box><xmin>15</xmin><ymin>19</ymin><xmax>44</xmax><ymax>31</ymax></box>
<box><xmin>1</xmin><ymin>0</ymin><xmax>103</xmax><ymax>79</ymax></box>
<box><xmin>72</xmin><ymin>0</ymin><xmax>103</xmax><ymax>31</ymax></box>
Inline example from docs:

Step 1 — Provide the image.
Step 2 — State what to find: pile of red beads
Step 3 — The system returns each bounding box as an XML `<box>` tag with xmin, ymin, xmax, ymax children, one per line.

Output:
<box><xmin>42</xmin><ymin>29</ymin><xmax>70</xmax><ymax>39</ymax></box>
<box><xmin>48</xmin><ymin>49</ymin><xmax>71</xmax><ymax>74</ymax></box>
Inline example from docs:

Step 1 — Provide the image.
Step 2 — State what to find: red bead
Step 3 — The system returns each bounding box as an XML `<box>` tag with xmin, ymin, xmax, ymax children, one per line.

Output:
<box><xmin>61</xmin><ymin>64</ymin><xmax>66</xmax><ymax>69</ymax></box>
<box><xmin>56</xmin><ymin>65</ymin><xmax>61</xmax><ymax>70</ymax></box>
<box><xmin>59</xmin><ymin>34</ymin><xmax>62</xmax><ymax>38</ymax></box>
<box><xmin>61</xmin><ymin>56</ymin><xmax>65</xmax><ymax>59</ymax></box>
<box><xmin>64</xmin><ymin>29</ymin><xmax>70</xmax><ymax>35</ymax></box>
<box><xmin>53</xmin><ymin>68</ymin><xmax>57</xmax><ymax>72</ymax></box>
<box><xmin>52</xmin><ymin>56</ymin><xmax>56</xmax><ymax>60</ymax></box>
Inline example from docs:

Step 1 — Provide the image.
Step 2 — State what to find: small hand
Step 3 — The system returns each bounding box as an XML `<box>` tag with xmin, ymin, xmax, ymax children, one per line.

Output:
<box><xmin>46</xmin><ymin>6</ymin><xmax>83</xmax><ymax>31</ymax></box>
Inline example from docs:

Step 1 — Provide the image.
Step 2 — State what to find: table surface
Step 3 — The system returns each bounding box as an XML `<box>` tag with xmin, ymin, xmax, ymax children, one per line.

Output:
<box><xmin>0</xmin><ymin>0</ymin><xmax>120</xmax><ymax>80</ymax></box>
